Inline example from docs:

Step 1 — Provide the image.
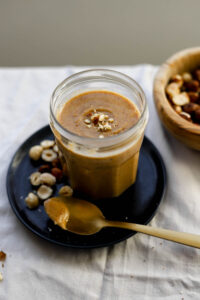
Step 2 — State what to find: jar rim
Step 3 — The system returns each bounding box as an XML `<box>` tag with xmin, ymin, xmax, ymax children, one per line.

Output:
<box><xmin>50</xmin><ymin>68</ymin><xmax>148</xmax><ymax>148</ymax></box>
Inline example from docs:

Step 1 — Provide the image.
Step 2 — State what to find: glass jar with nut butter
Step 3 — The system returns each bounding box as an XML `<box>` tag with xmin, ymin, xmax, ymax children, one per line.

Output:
<box><xmin>50</xmin><ymin>69</ymin><xmax>148</xmax><ymax>199</ymax></box>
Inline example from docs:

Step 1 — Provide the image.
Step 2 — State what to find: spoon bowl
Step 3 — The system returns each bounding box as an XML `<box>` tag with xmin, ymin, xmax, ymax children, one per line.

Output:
<box><xmin>44</xmin><ymin>196</ymin><xmax>200</xmax><ymax>248</ymax></box>
<box><xmin>44</xmin><ymin>197</ymin><xmax>106</xmax><ymax>235</ymax></box>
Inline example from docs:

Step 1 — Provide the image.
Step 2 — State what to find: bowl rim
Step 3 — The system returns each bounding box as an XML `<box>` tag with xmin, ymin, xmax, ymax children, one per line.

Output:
<box><xmin>153</xmin><ymin>47</ymin><xmax>200</xmax><ymax>136</ymax></box>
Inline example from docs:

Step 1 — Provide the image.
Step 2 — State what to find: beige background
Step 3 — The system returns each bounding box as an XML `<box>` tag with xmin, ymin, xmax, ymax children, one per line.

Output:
<box><xmin>0</xmin><ymin>0</ymin><xmax>200</xmax><ymax>66</ymax></box>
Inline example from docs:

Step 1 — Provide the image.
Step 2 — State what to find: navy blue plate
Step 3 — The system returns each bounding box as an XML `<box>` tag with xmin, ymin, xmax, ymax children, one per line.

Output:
<box><xmin>6</xmin><ymin>125</ymin><xmax>166</xmax><ymax>249</ymax></box>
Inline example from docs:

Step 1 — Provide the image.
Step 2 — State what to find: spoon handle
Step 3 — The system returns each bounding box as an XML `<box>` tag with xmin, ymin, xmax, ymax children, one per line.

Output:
<box><xmin>105</xmin><ymin>221</ymin><xmax>200</xmax><ymax>248</ymax></box>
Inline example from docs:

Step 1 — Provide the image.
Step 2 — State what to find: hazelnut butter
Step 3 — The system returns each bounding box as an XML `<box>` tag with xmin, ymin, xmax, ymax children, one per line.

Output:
<box><xmin>50</xmin><ymin>69</ymin><xmax>148</xmax><ymax>198</ymax></box>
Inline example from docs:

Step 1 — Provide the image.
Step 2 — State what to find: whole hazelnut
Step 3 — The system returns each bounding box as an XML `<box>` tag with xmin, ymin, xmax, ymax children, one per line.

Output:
<box><xmin>174</xmin><ymin>105</ymin><xmax>182</xmax><ymax>113</ymax></box>
<box><xmin>51</xmin><ymin>168</ymin><xmax>63</xmax><ymax>182</ymax></box>
<box><xmin>182</xmin><ymin>103</ymin><xmax>200</xmax><ymax>114</ymax></box>
<box><xmin>170</xmin><ymin>74</ymin><xmax>183</xmax><ymax>86</ymax></box>
<box><xmin>194</xmin><ymin>69</ymin><xmax>200</xmax><ymax>81</ymax></box>
<box><xmin>29</xmin><ymin>145</ymin><xmax>43</xmax><ymax>161</ymax></box>
<box><xmin>42</xmin><ymin>149</ymin><xmax>57</xmax><ymax>162</ymax></box>
<box><xmin>187</xmin><ymin>92</ymin><xmax>199</xmax><ymax>103</ymax></box>
<box><xmin>40</xmin><ymin>173</ymin><xmax>56</xmax><ymax>186</ymax></box>
<box><xmin>25</xmin><ymin>193</ymin><xmax>39</xmax><ymax>209</ymax></box>
<box><xmin>182</xmin><ymin>72</ymin><xmax>192</xmax><ymax>82</ymax></box>
<box><xmin>166</xmin><ymin>82</ymin><xmax>180</xmax><ymax>99</ymax></box>
<box><xmin>59</xmin><ymin>185</ymin><xmax>73</xmax><ymax>197</ymax></box>
<box><xmin>185</xmin><ymin>80</ymin><xmax>199</xmax><ymax>92</ymax></box>
<box><xmin>51</xmin><ymin>158</ymin><xmax>61</xmax><ymax>169</ymax></box>
<box><xmin>37</xmin><ymin>185</ymin><xmax>53</xmax><ymax>200</ymax></box>
<box><xmin>39</xmin><ymin>164</ymin><xmax>51</xmax><ymax>173</ymax></box>
<box><xmin>172</xmin><ymin>92</ymin><xmax>189</xmax><ymax>106</ymax></box>
<box><xmin>40</xmin><ymin>140</ymin><xmax>55</xmax><ymax>149</ymax></box>
<box><xmin>30</xmin><ymin>172</ymin><xmax>41</xmax><ymax>186</ymax></box>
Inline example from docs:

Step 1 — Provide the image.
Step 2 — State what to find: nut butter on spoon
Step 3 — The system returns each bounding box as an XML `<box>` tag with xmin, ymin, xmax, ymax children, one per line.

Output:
<box><xmin>44</xmin><ymin>197</ymin><xmax>200</xmax><ymax>249</ymax></box>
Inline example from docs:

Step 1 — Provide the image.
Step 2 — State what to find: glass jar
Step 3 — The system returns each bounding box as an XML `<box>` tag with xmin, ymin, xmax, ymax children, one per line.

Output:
<box><xmin>50</xmin><ymin>69</ymin><xmax>148</xmax><ymax>199</ymax></box>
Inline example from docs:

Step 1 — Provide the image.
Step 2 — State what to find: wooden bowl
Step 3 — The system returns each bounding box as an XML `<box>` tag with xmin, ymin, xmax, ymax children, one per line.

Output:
<box><xmin>153</xmin><ymin>47</ymin><xmax>200</xmax><ymax>150</ymax></box>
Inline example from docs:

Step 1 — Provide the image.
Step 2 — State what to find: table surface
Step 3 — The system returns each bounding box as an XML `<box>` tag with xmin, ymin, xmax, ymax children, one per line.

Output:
<box><xmin>0</xmin><ymin>65</ymin><xmax>200</xmax><ymax>300</ymax></box>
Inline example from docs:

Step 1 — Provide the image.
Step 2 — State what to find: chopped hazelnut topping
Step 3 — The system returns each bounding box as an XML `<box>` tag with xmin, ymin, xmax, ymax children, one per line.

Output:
<box><xmin>84</xmin><ymin>119</ymin><xmax>91</xmax><ymax>124</ymax></box>
<box><xmin>85</xmin><ymin>109</ymin><xmax>115</xmax><ymax>133</ymax></box>
<box><xmin>91</xmin><ymin>113</ymin><xmax>100</xmax><ymax>125</ymax></box>
<box><xmin>99</xmin><ymin>114</ymin><xmax>105</xmax><ymax>122</ymax></box>
<box><xmin>103</xmin><ymin>123</ymin><xmax>112</xmax><ymax>131</ymax></box>
<box><xmin>98</xmin><ymin>124</ymin><xmax>104</xmax><ymax>131</ymax></box>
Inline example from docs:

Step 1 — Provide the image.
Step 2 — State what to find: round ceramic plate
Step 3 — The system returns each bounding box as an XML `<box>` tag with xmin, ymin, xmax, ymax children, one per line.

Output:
<box><xmin>7</xmin><ymin>125</ymin><xmax>166</xmax><ymax>249</ymax></box>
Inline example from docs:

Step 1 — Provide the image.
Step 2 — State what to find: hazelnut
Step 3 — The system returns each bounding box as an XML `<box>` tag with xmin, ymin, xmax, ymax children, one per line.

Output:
<box><xmin>171</xmin><ymin>92</ymin><xmax>189</xmax><ymax>106</ymax></box>
<box><xmin>29</xmin><ymin>145</ymin><xmax>43</xmax><ymax>161</ymax></box>
<box><xmin>84</xmin><ymin>119</ymin><xmax>91</xmax><ymax>124</ymax></box>
<box><xmin>166</xmin><ymin>82</ymin><xmax>180</xmax><ymax>99</ymax></box>
<box><xmin>194</xmin><ymin>69</ymin><xmax>200</xmax><ymax>81</ymax></box>
<box><xmin>171</xmin><ymin>74</ymin><xmax>183</xmax><ymax>86</ymax></box>
<box><xmin>99</xmin><ymin>114</ymin><xmax>106</xmax><ymax>122</ymax></box>
<box><xmin>91</xmin><ymin>113</ymin><xmax>100</xmax><ymax>125</ymax></box>
<box><xmin>180</xmin><ymin>112</ymin><xmax>192</xmax><ymax>121</ymax></box>
<box><xmin>185</xmin><ymin>80</ymin><xmax>199</xmax><ymax>92</ymax></box>
<box><xmin>30</xmin><ymin>172</ymin><xmax>41</xmax><ymax>186</ymax></box>
<box><xmin>174</xmin><ymin>105</ymin><xmax>182</xmax><ymax>113</ymax></box>
<box><xmin>108</xmin><ymin>118</ymin><xmax>114</xmax><ymax>123</ymax></box>
<box><xmin>25</xmin><ymin>192</ymin><xmax>39</xmax><ymax>209</ymax></box>
<box><xmin>51</xmin><ymin>158</ymin><xmax>61</xmax><ymax>168</ymax></box>
<box><xmin>183</xmin><ymin>103</ymin><xmax>200</xmax><ymax>114</ymax></box>
<box><xmin>37</xmin><ymin>185</ymin><xmax>53</xmax><ymax>200</ymax></box>
<box><xmin>182</xmin><ymin>72</ymin><xmax>192</xmax><ymax>82</ymax></box>
<box><xmin>53</xmin><ymin>144</ymin><xmax>59</xmax><ymax>153</ymax></box>
<box><xmin>38</xmin><ymin>164</ymin><xmax>51</xmax><ymax>173</ymax></box>
<box><xmin>41</xmin><ymin>149</ymin><xmax>57</xmax><ymax>162</ymax></box>
<box><xmin>103</xmin><ymin>122</ymin><xmax>112</xmax><ymax>131</ymax></box>
<box><xmin>59</xmin><ymin>185</ymin><xmax>73</xmax><ymax>197</ymax></box>
<box><xmin>40</xmin><ymin>140</ymin><xmax>55</xmax><ymax>149</ymax></box>
<box><xmin>40</xmin><ymin>173</ymin><xmax>56</xmax><ymax>186</ymax></box>
<box><xmin>51</xmin><ymin>168</ymin><xmax>63</xmax><ymax>181</ymax></box>
<box><xmin>187</xmin><ymin>92</ymin><xmax>199</xmax><ymax>103</ymax></box>
<box><xmin>98</xmin><ymin>124</ymin><xmax>104</xmax><ymax>131</ymax></box>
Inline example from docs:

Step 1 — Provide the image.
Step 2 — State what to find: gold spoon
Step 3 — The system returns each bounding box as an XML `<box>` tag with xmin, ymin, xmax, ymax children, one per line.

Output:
<box><xmin>44</xmin><ymin>196</ymin><xmax>200</xmax><ymax>248</ymax></box>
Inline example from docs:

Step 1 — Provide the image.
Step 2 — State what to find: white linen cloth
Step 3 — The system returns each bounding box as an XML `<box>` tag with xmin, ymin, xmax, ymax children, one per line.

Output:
<box><xmin>0</xmin><ymin>65</ymin><xmax>200</xmax><ymax>300</ymax></box>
